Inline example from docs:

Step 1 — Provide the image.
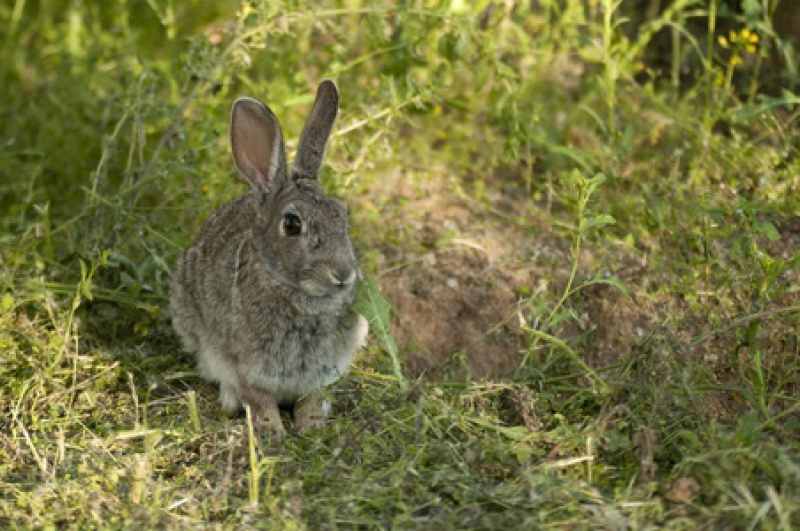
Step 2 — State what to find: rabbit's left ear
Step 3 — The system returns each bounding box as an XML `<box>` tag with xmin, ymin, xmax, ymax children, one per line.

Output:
<box><xmin>230</xmin><ymin>97</ymin><xmax>288</xmax><ymax>193</ymax></box>
<box><xmin>292</xmin><ymin>79</ymin><xmax>339</xmax><ymax>181</ymax></box>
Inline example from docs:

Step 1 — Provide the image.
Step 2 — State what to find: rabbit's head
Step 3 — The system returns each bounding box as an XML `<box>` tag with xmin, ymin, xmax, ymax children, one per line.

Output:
<box><xmin>230</xmin><ymin>80</ymin><xmax>358</xmax><ymax>301</ymax></box>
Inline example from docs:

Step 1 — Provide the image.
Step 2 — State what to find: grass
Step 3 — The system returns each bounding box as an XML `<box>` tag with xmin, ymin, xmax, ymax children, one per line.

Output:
<box><xmin>1</xmin><ymin>0</ymin><xmax>799</xmax><ymax>527</ymax></box>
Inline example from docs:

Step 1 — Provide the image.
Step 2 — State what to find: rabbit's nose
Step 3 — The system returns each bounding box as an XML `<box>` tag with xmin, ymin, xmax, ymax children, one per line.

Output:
<box><xmin>328</xmin><ymin>268</ymin><xmax>356</xmax><ymax>288</ymax></box>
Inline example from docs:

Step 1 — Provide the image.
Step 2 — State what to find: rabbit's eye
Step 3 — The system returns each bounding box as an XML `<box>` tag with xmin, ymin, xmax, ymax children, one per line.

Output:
<box><xmin>283</xmin><ymin>213</ymin><xmax>302</xmax><ymax>237</ymax></box>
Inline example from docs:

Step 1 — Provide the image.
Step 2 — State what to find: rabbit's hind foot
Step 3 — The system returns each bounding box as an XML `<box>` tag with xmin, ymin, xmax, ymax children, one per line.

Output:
<box><xmin>219</xmin><ymin>383</ymin><xmax>241</xmax><ymax>416</ymax></box>
<box><xmin>241</xmin><ymin>385</ymin><xmax>286</xmax><ymax>442</ymax></box>
<box><xmin>294</xmin><ymin>392</ymin><xmax>331</xmax><ymax>434</ymax></box>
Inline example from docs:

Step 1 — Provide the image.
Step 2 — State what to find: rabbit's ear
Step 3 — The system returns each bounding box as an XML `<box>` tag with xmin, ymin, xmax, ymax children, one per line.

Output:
<box><xmin>231</xmin><ymin>98</ymin><xmax>288</xmax><ymax>192</ymax></box>
<box><xmin>293</xmin><ymin>79</ymin><xmax>339</xmax><ymax>181</ymax></box>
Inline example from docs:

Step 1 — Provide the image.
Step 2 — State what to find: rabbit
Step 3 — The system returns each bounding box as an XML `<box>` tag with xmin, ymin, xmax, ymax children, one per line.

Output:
<box><xmin>170</xmin><ymin>79</ymin><xmax>369</xmax><ymax>438</ymax></box>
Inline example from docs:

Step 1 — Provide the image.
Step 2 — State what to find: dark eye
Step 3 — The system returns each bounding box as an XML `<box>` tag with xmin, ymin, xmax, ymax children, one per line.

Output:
<box><xmin>283</xmin><ymin>213</ymin><xmax>302</xmax><ymax>237</ymax></box>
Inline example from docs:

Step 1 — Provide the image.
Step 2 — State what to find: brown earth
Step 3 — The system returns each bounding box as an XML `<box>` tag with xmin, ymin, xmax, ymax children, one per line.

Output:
<box><xmin>354</xmin><ymin>163</ymin><xmax>659</xmax><ymax>380</ymax></box>
<box><xmin>353</xmin><ymin>158</ymin><xmax>798</xmax><ymax>425</ymax></box>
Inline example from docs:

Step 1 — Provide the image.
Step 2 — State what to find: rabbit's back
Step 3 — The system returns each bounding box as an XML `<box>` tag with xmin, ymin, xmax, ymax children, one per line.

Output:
<box><xmin>171</xmin><ymin>195</ymin><xmax>252</xmax><ymax>353</ymax></box>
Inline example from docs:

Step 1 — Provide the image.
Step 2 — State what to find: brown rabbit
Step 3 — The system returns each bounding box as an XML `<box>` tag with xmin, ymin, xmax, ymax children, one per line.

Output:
<box><xmin>170</xmin><ymin>80</ymin><xmax>368</xmax><ymax>438</ymax></box>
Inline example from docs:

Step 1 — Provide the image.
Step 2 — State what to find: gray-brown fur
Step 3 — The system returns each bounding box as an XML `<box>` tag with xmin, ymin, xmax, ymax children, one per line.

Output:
<box><xmin>170</xmin><ymin>80</ymin><xmax>368</xmax><ymax>437</ymax></box>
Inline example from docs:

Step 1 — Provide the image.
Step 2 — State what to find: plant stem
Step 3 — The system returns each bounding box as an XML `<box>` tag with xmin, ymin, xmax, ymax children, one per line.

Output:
<box><xmin>603</xmin><ymin>0</ymin><xmax>616</xmax><ymax>137</ymax></box>
<box><xmin>523</xmin><ymin>326</ymin><xmax>610</xmax><ymax>395</ymax></box>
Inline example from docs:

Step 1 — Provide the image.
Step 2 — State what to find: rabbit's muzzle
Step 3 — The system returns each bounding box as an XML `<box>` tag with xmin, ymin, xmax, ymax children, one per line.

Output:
<box><xmin>299</xmin><ymin>263</ymin><xmax>358</xmax><ymax>298</ymax></box>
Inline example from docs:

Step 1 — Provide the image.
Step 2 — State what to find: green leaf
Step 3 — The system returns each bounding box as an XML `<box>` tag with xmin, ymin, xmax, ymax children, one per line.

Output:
<box><xmin>548</xmin><ymin>146</ymin><xmax>596</xmax><ymax>172</ymax></box>
<box><xmin>1</xmin><ymin>294</ymin><xmax>14</xmax><ymax>314</ymax></box>
<box><xmin>732</xmin><ymin>94</ymin><xmax>800</xmax><ymax>124</ymax></box>
<box><xmin>590</xmin><ymin>172</ymin><xmax>607</xmax><ymax>186</ymax></box>
<box><xmin>585</xmin><ymin>173</ymin><xmax>607</xmax><ymax>197</ymax></box>
<box><xmin>742</xmin><ymin>0</ymin><xmax>762</xmax><ymax>25</ymax></box>
<box><xmin>586</xmin><ymin>214</ymin><xmax>616</xmax><ymax>231</ymax></box>
<box><xmin>468</xmin><ymin>417</ymin><xmax>531</xmax><ymax>441</ymax></box>
<box><xmin>584</xmin><ymin>273</ymin><xmax>629</xmax><ymax>297</ymax></box>
<box><xmin>354</xmin><ymin>276</ymin><xmax>407</xmax><ymax>389</ymax></box>
<box><xmin>755</xmin><ymin>221</ymin><xmax>780</xmax><ymax>242</ymax></box>
<box><xmin>735</xmin><ymin>411</ymin><xmax>760</xmax><ymax>444</ymax></box>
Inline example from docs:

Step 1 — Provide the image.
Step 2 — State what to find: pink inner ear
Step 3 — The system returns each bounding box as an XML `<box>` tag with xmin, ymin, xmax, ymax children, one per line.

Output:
<box><xmin>231</xmin><ymin>99</ymin><xmax>283</xmax><ymax>191</ymax></box>
<box><xmin>240</xmin><ymin>152</ymin><xmax>267</xmax><ymax>190</ymax></box>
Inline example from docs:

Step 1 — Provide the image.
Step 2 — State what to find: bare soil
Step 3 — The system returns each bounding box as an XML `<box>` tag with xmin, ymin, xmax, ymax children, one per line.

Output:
<box><xmin>356</xmin><ymin>163</ymin><xmax>799</xmax><ymax>426</ymax></box>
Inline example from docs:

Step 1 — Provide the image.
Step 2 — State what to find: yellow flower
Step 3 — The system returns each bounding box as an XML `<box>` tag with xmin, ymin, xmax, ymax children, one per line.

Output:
<box><xmin>730</xmin><ymin>55</ymin><xmax>743</xmax><ymax>67</ymax></box>
<box><xmin>749</xmin><ymin>33</ymin><xmax>758</xmax><ymax>43</ymax></box>
<box><xmin>729</xmin><ymin>29</ymin><xmax>737</xmax><ymax>42</ymax></box>
<box><xmin>746</xmin><ymin>44</ymin><xmax>757</xmax><ymax>54</ymax></box>
<box><xmin>718</xmin><ymin>35</ymin><xmax>728</xmax><ymax>48</ymax></box>
<box><xmin>741</xmin><ymin>28</ymin><xmax>751</xmax><ymax>39</ymax></box>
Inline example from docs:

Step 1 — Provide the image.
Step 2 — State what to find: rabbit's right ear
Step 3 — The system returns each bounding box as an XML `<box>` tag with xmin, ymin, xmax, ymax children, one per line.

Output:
<box><xmin>293</xmin><ymin>79</ymin><xmax>339</xmax><ymax>181</ymax></box>
<box><xmin>230</xmin><ymin>98</ymin><xmax>288</xmax><ymax>192</ymax></box>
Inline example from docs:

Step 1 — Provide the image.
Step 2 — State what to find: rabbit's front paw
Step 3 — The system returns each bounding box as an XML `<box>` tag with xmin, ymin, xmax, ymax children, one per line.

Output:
<box><xmin>355</xmin><ymin>314</ymin><xmax>369</xmax><ymax>350</ymax></box>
